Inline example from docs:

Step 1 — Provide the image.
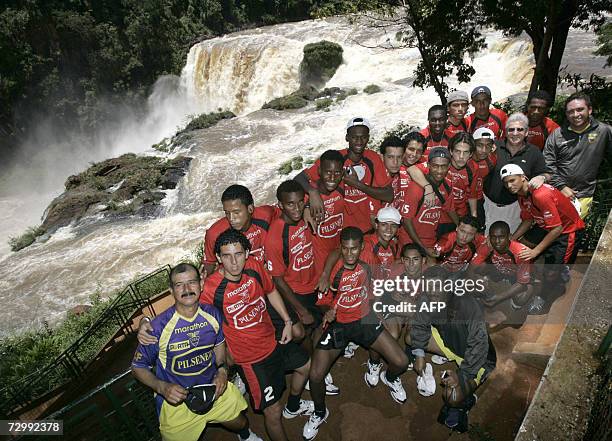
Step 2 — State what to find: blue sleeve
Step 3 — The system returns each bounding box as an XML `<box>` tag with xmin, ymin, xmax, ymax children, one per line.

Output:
<box><xmin>131</xmin><ymin>321</ymin><xmax>161</xmax><ymax>369</ymax></box>
<box><xmin>212</xmin><ymin>306</ymin><xmax>225</xmax><ymax>346</ymax></box>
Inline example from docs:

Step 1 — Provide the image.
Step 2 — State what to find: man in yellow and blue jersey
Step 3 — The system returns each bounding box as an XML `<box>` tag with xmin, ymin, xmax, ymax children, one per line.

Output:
<box><xmin>131</xmin><ymin>263</ymin><xmax>262</xmax><ymax>441</ymax></box>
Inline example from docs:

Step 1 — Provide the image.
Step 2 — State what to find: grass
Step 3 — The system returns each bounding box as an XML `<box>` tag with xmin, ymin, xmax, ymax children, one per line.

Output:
<box><xmin>278</xmin><ymin>156</ymin><xmax>304</xmax><ymax>175</ymax></box>
<box><xmin>8</xmin><ymin>226</ymin><xmax>46</xmax><ymax>251</ymax></box>
<box><xmin>315</xmin><ymin>97</ymin><xmax>333</xmax><ymax>110</ymax></box>
<box><xmin>263</xmin><ymin>93</ymin><xmax>309</xmax><ymax>110</ymax></box>
<box><xmin>364</xmin><ymin>84</ymin><xmax>381</xmax><ymax>94</ymax></box>
<box><xmin>181</xmin><ymin>110</ymin><xmax>235</xmax><ymax>133</ymax></box>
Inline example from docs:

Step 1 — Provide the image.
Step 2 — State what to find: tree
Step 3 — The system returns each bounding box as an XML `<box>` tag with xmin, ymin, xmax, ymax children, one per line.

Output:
<box><xmin>594</xmin><ymin>21</ymin><xmax>612</xmax><ymax>67</ymax></box>
<box><xmin>314</xmin><ymin>1</ymin><xmax>485</xmax><ymax>104</ymax></box>
<box><xmin>479</xmin><ymin>0</ymin><xmax>612</xmax><ymax>101</ymax></box>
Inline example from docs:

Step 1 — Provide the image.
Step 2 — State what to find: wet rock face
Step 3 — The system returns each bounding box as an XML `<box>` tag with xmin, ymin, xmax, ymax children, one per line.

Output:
<box><xmin>41</xmin><ymin>154</ymin><xmax>192</xmax><ymax>233</ymax></box>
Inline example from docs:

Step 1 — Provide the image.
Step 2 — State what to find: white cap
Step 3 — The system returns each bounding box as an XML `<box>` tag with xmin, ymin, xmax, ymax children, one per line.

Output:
<box><xmin>376</xmin><ymin>206</ymin><xmax>402</xmax><ymax>224</ymax></box>
<box><xmin>500</xmin><ymin>164</ymin><xmax>525</xmax><ymax>180</ymax></box>
<box><xmin>473</xmin><ymin>127</ymin><xmax>495</xmax><ymax>141</ymax></box>
<box><xmin>346</xmin><ymin>116</ymin><xmax>371</xmax><ymax>131</ymax></box>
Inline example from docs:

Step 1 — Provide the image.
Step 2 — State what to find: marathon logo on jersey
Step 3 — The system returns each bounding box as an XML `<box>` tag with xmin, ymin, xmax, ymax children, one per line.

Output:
<box><xmin>226</xmin><ymin>279</ymin><xmax>253</xmax><ymax>299</ymax></box>
<box><xmin>341</xmin><ymin>268</ymin><xmax>364</xmax><ymax>286</ymax></box>
<box><xmin>418</xmin><ymin>207</ymin><xmax>441</xmax><ymax>225</ymax></box>
<box><xmin>318</xmin><ymin>213</ymin><xmax>344</xmax><ymax>238</ymax></box>
<box><xmin>172</xmin><ymin>348</ymin><xmax>213</xmax><ymax>375</ymax></box>
<box><xmin>290</xmin><ymin>224</ymin><xmax>308</xmax><ymax>242</ymax></box>
<box><xmin>232</xmin><ymin>296</ymin><xmax>267</xmax><ymax>329</ymax></box>
<box><xmin>337</xmin><ymin>286</ymin><xmax>367</xmax><ymax>309</ymax></box>
<box><xmin>174</xmin><ymin>322</ymin><xmax>209</xmax><ymax>335</ymax></box>
<box><xmin>491</xmin><ymin>254</ymin><xmax>514</xmax><ymax>275</ymax></box>
<box><xmin>292</xmin><ymin>242</ymin><xmax>314</xmax><ymax>271</ymax></box>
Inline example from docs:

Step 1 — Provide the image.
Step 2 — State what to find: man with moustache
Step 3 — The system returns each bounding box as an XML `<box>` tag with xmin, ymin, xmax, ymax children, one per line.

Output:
<box><xmin>131</xmin><ymin>263</ymin><xmax>262</xmax><ymax>441</ymax></box>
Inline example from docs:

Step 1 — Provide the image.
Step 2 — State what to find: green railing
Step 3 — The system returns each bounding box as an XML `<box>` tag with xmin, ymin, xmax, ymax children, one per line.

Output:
<box><xmin>17</xmin><ymin>370</ymin><xmax>161</xmax><ymax>441</ymax></box>
<box><xmin>0</xmin><ymin>265</ymin><xmax>171</xmax><ymax>418</ymax></box>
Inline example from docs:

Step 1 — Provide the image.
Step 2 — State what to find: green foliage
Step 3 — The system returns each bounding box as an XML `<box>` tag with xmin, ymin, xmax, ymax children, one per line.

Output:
<box><xmin>299</xmin><ymin>40</ymin><xmax>344</xmax><ymax>88</ymax></box>
<box><xmin>181</xmin><ymin>111</ymin><xmax>236</xmax><ymax>133</ymax></box>
<box><xmin>316</xmin><ymin>97</ymin><xmax>333</xmax><ymax>110</ymax></box>
<box><xmin>594</xmin><ymin>22</ymin><xmax>612</xmax><ymax>67</ymax></box>
<box><xmin>278</xmin><ymin>156</ymin><xmax>304</xmax><ymax>175</ymax></box>
<box><xmin>364</xmin><ymin>84</ymin><xmax>381</xmax><ymax>94</ymax></box>
<box><xmin>8</xmin><ymin>226</ymin><xmax>46</xmax><ymax>251</ymax></box>
<box><xmin>263</xmin><ymin>93</ymin><xmax>309</xmax><ymax>110</ymax></box>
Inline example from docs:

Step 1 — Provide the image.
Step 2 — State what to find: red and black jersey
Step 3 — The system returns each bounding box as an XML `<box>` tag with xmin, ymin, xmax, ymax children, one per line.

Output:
<box><xmin>420</xmin><ymin>127</ymin><xmax>450</xmax><ymax>162</ymax></box>
<box><xmin>403</xmin><ymin>178</ymin><xmax>454</xmax><ymax>248</ymax></box>
<box><xmin>466</xmin><ymin>108</ymin><xmax>508</xmax><ymax>138</ymax></box>
<box><xmin>203</xmin><ymin>205</ymin><xmax>280</xmax><ymax>265</ymax></box>
<box><xmin>445</xmin><ymin>119</ymin><xmax>468</xmax><ymax>139</ymax></box>
<box><xmin>471</xmin><ymin>241</ymin><xmax>532</xmax><ymax>284</ymax></box>
<box><xmin>200</xmin><ymin>259</ymin><xmax>277</xmax><ymax>364</ymax></box>
<box><xmin>311</xmin><ymin>189</ymin><xmax>345</xmax><ymax>277</ymax></box>
<box><xmin>371</xmin><ymin>165</ymin><xmax>413</xmax><ymax>218</ymax></box>
<box><xmin>518</xmin><ymin>184</ymin><xmax>584</xmax><ymax>234</ymax></box>
<box><xmin>433</xmin><ymin>232</ymin><xmax>486</xmax><ymax>273</ymax></box>
<box><xmin>468</xmin><ymin>153</ymin><xmax>497</xmax><ymax>200</ymax></box>
<box><xmin>526</xmin><ymin>116</ymin><xmax>560</xmax><ymax>150</ymax></box>
<box><xmin>363</xmin><ymin>233</ymin><xmax>399</xmax><ymax>267</ymax></box>
<box><xmin>329</xmin><ymin>259</ymin><xmax>371</xmax><ymax>323</ymax></box>
<box><xmin>264</xmin><ymin>218</ymin><xmax>317</xmax><ymax>294</ymax></box>
<box><xmin>305</xmin><ymin>148</ymin><xmax>392</xmax><ymax>233</ymax></box>
<box><xmin>440</xmin><ymin>163</ymin><xmax>478</xmax><ymax>220</ymax></box>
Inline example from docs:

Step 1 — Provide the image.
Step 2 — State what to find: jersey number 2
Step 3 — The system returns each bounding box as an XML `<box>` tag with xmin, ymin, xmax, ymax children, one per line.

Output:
<box><xmin>264</xmin><ymin>386</ymin><xmax>275</xmax><ymax>402</ymax></box>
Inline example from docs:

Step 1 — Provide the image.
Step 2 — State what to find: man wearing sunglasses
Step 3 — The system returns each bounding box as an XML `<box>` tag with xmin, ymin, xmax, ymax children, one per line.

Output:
<box><xmin>483</xmin><ymin>113</ymin><xmax>549</xmax><ymax>233</ymax></box>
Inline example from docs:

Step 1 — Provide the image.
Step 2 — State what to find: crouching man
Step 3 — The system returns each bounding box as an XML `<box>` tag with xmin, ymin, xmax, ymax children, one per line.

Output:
<box><xmin>131</xmin><ymin>263</ymin><xmax>261</xmax><ymax>441</ymax></box>
<box><xmin>409</xmin><ymin>266</ymin><xmax>496</xmax><ymax>433</ymax></box>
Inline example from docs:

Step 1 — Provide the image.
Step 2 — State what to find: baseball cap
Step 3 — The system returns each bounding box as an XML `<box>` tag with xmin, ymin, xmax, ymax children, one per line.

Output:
<box><xmin>500</xmin><ymin>164</ymin><xmax>525</xmax><ymax>179</ymax></box>
<box><xmin>471</xmin><ymin>86</ymin><xmax>492</xmax><ymax>99</ymax></box>
<box><xmin>346</xmin><ymin>117</ymin><xmax>371</xmax><ymax>131</ymax></box>
<box><xmin>376</xmin><ymin>206</ymin><xmax>402</xmax><ymax>224</ymax></box>
<box><xmin>428</xmin><ymin>147</ymin><xmax>450</xmax><ymax>162</ymax></box>
<box><xmin>447</xmin><ymin>90</ymin><xmax>469</xmax><ymax>104</ymax></box>
<box><xmin>185</xmin><ymin>384</ymin><xmax>216</xmax><ymax>415</ymax></box>
<box><xmin>473</xmin><ymin>127</ymin><xmax>496</xmax><ymax>141</ymax></box>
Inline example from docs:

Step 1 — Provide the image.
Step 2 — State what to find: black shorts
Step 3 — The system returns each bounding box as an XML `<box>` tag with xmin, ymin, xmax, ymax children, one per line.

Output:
<box><xmin>476</xmin><ymin>199</ymin><xmax>485</xmax><ymax>232</ymax></box>
<box><xmin>437</xmin><ymin>223</ymin><xmax>457</xmax><ymax>239</ymax></box>
<box><xmin>268</xmin><ymin>293</ymin><xmax>322</xmax><ymax>338</ymax></box>
<box><xmin>237</xmin><ymin>342</ymin><xmax>309</xmax><ymax>411</ymax></box>
<box><xmin>523</xmin><ymin>226</ymin><xmax>583</xmax><ymax>265</ymax></box>
<box><xmin>316</xmin><ymin>317</ymin><xmax>384</xmax><ymax>351</ymax></box>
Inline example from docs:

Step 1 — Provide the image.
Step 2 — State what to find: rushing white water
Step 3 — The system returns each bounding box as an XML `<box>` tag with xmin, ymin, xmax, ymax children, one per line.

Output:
<box><xmin>0</xmin><ymin>17</ymin><xmax>606</xmax><ymax>335</ymax></box>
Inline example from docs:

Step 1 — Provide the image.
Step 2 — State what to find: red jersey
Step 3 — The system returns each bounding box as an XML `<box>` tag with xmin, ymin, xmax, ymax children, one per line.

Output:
<box><xmin>363</xmin><ymin>233</ymin><xmax>399</xmax><ymax>267</ymax></box>
<box><xmin>441</xmin><ymin>163</ymin><xmax>478</xmax><ymax>219</ymax></box>
<box><xmin>329</xmin><ymin>259</ymin><xmax>371</xmax><ymax>323</ymax></box>
<box><xmin>420</xmin><ymin>127</ymin><xmax>450</xmax><ymax>163</ymax></box>
<box><xmin>433</xmin><ymin>232</ymin><xmax>486</xmax><ymax>273</ymax></box>
<box><xmin>201</xmin><ymin>259</ymin><xmax>276</xmax><ymax>364</ymax></box>
<box><xmin>466</xmin><ymin>108</ymin><xmax>508</xmax><ymax>138</ymax></box>
<box><xmin>468</xmin><ymin>153</ymin><xmax>497</xmax><ymax>200</ymax></box>
<box><xmin>403</xmin><ymin>179</ymin><xmax>454</xmax><ymax>247</ymax></box>
<box><xmin>306</xmin><ymin>148</ymin><xmax>392</xmax><ymax>233</ymax></box>
<box><xmin>471</xmin><ymin>241</ymin><xmax>532</xmax><ymax>284</ymax></box>
<box><xmin>526</xmin><ymin>117</ymin><xmax>560</xmax><ymax>150</ymax></box>
<box><xmin>264</xmin><ymin>218</ymin><xmax>317</xmax><ymax>294</ymax></box>
<box><xmin>445</xmin><ymin>119</ymin><xmax>468</xmax><ymax>139</ymax></box>
<box><xmin>311</xmin><ymin>189</ymin><xmax>345</xmax><ymax>277</ymax></box>
<box><xmin>203</xmin><ymin>205</ymin><xmax>280</xmax><ymax>265</ymax></box>
<box><xmin>518</xmin><ymin>184</ymin><xmax>584</xmax><ymax>234</ymax></box>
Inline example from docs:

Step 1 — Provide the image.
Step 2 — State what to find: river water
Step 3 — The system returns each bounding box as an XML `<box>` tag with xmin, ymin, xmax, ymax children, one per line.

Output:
<box><xmin>0</xmin><ymin>16</ymin><xmax>608</xmax><ymax>335</ymax></box>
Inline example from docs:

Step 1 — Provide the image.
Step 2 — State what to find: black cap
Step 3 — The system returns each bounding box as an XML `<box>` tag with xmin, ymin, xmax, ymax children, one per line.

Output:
<box><xmin>428</xmin><ymin>147</ymin><xmax>450</xmax><ymax>162</ymax></box>
<box><xmin>185</xmin><ymin>384</ymin><xmax>216</xmax><ymax>414</ymax></box>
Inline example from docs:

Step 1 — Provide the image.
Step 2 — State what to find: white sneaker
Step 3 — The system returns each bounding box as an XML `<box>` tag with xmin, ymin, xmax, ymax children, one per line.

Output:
<box><xmin>233</xmin><ymin>372</ymin><xmax>247</xmax><ymax>395</ymax></box>
<box><xmin>303</xmin><ymin>408</ymin><xmax>329</xmax><ymax>441</ymax></box>
<box><xmin>238</xmin><ymin>429</ymin><xmax>263</xmax><ymax>441</ymax></box>
<box><xmin>282</xmin><ymin>399</ymin><xmax>314</xmax><ymax>419</ymax></box>
<box><xmin>344</xmin><ymin>341</ymin><xmax>359</xmax><ymax>358</ymax></box>
<box><xmin>364</xmin><ymin>359</ymin><xmax>383</xmax><ymax>387</ymax></box>
<box><xmin>431</xmin><ymin>355</ymin><xmax>448</xmax><ymax>365</ymax></box>
<box><xmin>381</xmin><ymin>370</ymin><xmax>407</xmax><ymax>404</ymax></box>
<box><xmin>305</xmin><ymin>374</ymin><xmax>340</xmax><ymax>396</ymax></box>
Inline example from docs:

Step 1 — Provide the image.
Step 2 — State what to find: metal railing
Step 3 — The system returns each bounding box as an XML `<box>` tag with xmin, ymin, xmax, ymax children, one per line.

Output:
<box><xmin>584</xmin><ymin>325</ymin><xmax>612</xmax><ymax>441</ymax></box>
<box><xmin>0</xmin><ymin>265</ymin><xmax>171</xmax><ymax>418</ymax></box>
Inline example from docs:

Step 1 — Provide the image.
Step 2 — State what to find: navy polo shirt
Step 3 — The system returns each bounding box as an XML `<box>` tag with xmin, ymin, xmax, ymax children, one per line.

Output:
<box><xmin>484</xmin><ymin>141</ymin><xmax>547</xmax><ymax>205</ymax></box>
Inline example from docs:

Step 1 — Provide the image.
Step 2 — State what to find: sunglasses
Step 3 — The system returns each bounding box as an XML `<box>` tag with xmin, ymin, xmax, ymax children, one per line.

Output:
<box><xmin>507</xmin><ymin>127</ymin><xmax>525</xmax><ymax>133</ymax></box>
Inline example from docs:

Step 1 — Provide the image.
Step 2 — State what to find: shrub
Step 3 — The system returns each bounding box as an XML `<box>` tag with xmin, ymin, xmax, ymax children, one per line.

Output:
<box><xmin>316</xmin><ymin>98</ymin><xmax>333</xmax><ymax>110</ymax></box>
<box><xmin>8</xmin><ymin>226</ymin><xmax>46</xmax><ymax>251</ymax></box>
<box><xmin>364</xmin><ymin>84</ymin><xmax>381</xmax><ymax>94</ymax></box>
<box><xmin>299</xmin><ymin>41</ymin><xmax>344</xmax><ymax>88</ymax></box>
<box><xmin>278</xmin><ymin>156</ymin><xmax>304</xmax><ymax>175</ymax></box>
<box><xmin>263</xmin><ymin>93</ymin><xmax>308</xmax><ymax>110</ymax></box>
<box><xmin>182</xmin><ymin>111</ymin><xmax>236</xmax><ymax>132</ymax></box>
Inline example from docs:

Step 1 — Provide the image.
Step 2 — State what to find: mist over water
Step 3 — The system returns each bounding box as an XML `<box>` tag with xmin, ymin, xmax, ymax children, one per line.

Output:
<box><xmin>0</xmin><ymin>17</ymin><xmax>607</xmax><ymax>335</ymax></box>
